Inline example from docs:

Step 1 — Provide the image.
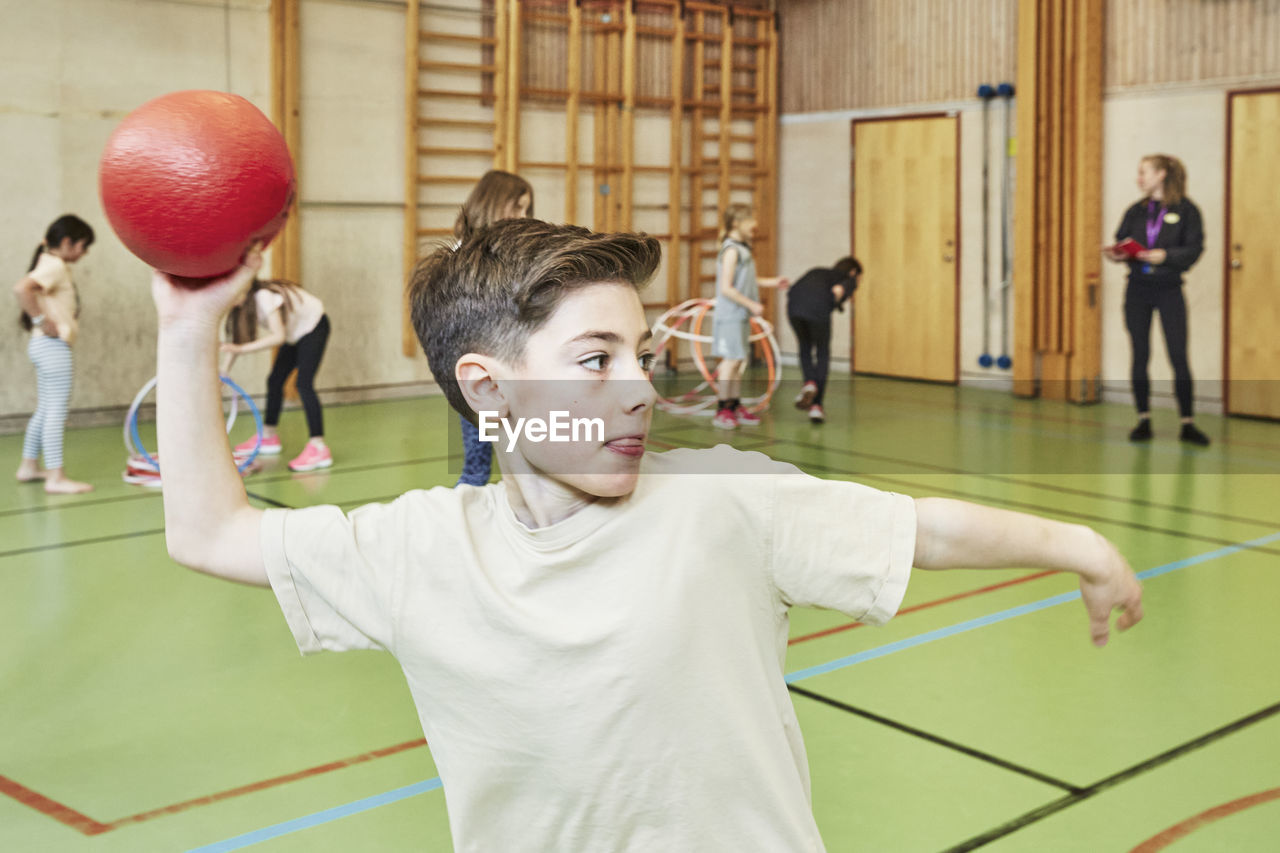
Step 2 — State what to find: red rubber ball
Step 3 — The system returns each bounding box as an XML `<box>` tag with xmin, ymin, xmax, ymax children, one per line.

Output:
<box><xmin>99</xmin><ymin>90</ymin><xmax>296</xmax><ymax>280</ymax></box>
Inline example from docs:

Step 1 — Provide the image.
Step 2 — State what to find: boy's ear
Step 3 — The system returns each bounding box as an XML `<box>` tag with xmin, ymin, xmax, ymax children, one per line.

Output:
<box><xmin>456</xmin><ymin>354</ymin><xmax>507</xmax><ymax>420</ymax></box>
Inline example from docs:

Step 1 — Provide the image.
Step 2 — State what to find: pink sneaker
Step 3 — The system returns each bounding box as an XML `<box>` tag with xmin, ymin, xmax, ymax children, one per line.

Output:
<box><xmin>734</xmin><ymin>406</ymin><xmax>762</xmax><ymax>426</ymax></box>
<box><xmin>712</xmin><ymin>409</ymin><xmax>738</xmax><ymax>430</ymax></box>
<box><xmin>288</xmin><ymin>442</ymin><xmax>332</xmax><ymax>472</ymax></box>
<box><xmin>235</xmin><ymin>434</ymin><xmax>281</xmax><ymax>457</ymax></box>
<box><xmin>808</xmin><ymin>404</ymin><xmax>825</xmax><ymax>423</ymax></box>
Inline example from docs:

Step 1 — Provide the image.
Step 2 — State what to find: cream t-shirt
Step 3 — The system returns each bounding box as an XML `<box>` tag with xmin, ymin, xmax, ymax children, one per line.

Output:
<box><xmin>261</xmin><ymin>444</ymin><xmax>916</xmax><ymax>852</ymax></box>
<box><xmin>254</xmin><ymin>286</ymin><xmax>325</xmax><ymax>345</ymax></box>
<box><xmin>28</xmin><ymin>253</ymin><xmax>79</xmax><ymax>346</ymax></box>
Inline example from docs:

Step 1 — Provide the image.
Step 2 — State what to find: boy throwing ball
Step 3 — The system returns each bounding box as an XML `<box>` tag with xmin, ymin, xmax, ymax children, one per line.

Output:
<box><xmin>155</xmin><ymin>219</ymin><xmax>1142</xmax><ymax>851</ymax></box>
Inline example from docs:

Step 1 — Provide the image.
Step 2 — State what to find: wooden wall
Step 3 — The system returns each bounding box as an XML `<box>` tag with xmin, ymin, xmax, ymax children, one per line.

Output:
<box><xmin>779</xmin><ymin>0</ymin><xmax>1280</xmax><ymax>114</ymax></box>
<box><xmin>779</xmin><ymin>0</ymin><xmax>1017</xmax><ymax>113</ymax></box>
<box><xmin>1106</xmin><ymin>0</ymin><xmax>1280</xmax><ymax>90</ymax></box>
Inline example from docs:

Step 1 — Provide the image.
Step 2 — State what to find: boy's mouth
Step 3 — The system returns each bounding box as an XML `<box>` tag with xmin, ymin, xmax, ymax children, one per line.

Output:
<box><xmin>604</xmin><ymin>435</ymin><xmax>646</xmax><ymax>457</ymax></box>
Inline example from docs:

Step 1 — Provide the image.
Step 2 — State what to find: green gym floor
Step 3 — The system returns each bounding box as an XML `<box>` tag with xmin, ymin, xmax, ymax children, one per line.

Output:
<box><xmin>3</xmin><ymin>375</ymin><xmax>1279</xmax><ymax>852</ymax></box>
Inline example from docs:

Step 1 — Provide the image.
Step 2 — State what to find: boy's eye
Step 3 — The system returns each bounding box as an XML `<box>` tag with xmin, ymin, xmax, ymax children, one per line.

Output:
<box><xmin>580</xmin><ymin>354</ymin><xmax>609</xmax><ymax>372</ymax></box>
<box><xmin>639</xmin><ymin>353</ymin><xmax>656</xmax><ymax>372</ymax></box>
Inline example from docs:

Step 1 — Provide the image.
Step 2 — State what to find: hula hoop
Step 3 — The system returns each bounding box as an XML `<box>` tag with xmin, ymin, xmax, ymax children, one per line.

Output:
<box><xmin>125</xmin><ymin>375</ymin><xmax>264</xmax><ymax>474</ymax></box>
<box><xmin>649</xmin><ymin>298</ymin><xmax>780</xmax><ymax>416</ymax></box>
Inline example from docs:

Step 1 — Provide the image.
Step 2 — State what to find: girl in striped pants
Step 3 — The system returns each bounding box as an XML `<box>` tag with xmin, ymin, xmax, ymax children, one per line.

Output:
<box><xmin>13</xmin><ymin>215</ymin><xmax>95</xmax><ymax>494</ymax></box>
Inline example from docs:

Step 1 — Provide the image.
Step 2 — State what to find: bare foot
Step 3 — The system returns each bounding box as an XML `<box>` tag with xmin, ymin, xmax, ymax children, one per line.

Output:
<box><xmin>16</xmin><ymin>464</ymin><xmax>48</xmax><ymax>483</ymax></box>
<box><xmin>44</xmin><ymin>475</ymin><xmax>94</xmax><ymax>494</ymax></box>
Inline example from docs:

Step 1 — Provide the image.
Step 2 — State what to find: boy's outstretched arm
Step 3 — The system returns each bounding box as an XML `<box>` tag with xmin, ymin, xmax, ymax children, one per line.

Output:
<box><xmin>913</xmin><ymin>498</ymin><xmax>1143</xmax><ymax>647</ymax></box>
<box><xmin>154</xmin><ymin>252</ymin><xmax>268</xmax><ymax>587</ymax></box>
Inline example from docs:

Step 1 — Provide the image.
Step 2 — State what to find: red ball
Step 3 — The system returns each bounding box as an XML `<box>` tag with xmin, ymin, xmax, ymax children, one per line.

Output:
<box><xmin>99</xmin><ymin>90</ymin><xmax>296</xmax><ymax>280</ymax></box>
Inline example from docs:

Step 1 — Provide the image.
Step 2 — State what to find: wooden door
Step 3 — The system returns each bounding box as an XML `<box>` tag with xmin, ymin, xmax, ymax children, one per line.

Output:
<box><xmin>852</xmin><ymin>115</ymin><xmax>959</xmax><ymax>383</ymax></box>
<box><xmin>1227</xmin><ymin>90</ymin><xmax>1280</xmax><ymax>419</ymax></box>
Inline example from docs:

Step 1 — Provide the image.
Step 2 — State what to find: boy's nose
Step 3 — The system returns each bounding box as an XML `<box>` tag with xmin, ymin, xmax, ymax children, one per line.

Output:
<box><xmin>621</xmin><ymin>378</ymin><xmax>657</xmax><ymax>414</ymax></box>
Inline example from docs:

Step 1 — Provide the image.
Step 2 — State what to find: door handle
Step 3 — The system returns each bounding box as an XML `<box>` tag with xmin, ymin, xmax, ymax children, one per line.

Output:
<box><xmin>1231</xmin><ymin>259</ymin><xmax>1242</xmax><ymax>270</ymax></box>
<box><xmin>942</xmin><ymin>254</ymin><xmax>954</xmax><ymax>262</ymax></box>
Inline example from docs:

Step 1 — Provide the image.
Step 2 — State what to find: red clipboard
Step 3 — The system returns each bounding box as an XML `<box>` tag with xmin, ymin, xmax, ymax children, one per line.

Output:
<box><xmin>1111</xmin><ymin>238</ymin><xmax>1143</xmax><ymax>258</ymax></box>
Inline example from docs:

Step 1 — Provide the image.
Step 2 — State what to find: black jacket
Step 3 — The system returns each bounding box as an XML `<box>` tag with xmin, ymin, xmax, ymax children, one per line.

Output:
<box><xmin>786</xmin><ymin>267</ymin><xmax>857</xmax><ymax>322</ymax></box>
<box><xmin>1113</xmin><ymin>197</ymin><xmax>1204</xmax><ymax>286</ymax></box>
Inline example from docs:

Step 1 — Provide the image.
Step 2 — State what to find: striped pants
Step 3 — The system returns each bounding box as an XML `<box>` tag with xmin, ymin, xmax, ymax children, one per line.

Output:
<box><xmin>22</xmin><ymin>336</ymin><xmax>74</xmax><ymax>470</ymax></box>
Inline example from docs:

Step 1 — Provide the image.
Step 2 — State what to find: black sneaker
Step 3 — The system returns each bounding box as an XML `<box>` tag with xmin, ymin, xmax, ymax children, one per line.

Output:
<box><xmin>1129</xmin><ymin>419</ymin><xmax>1153</xmax><ymax>442</ymax></box>
<box><xmin>1180</xmin><ymin>423</ymin><xmax>1210</xmax><ymax>447</ymax></box>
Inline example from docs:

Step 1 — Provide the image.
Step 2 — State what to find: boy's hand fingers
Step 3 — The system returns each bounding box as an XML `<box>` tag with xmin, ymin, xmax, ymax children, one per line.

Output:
<box><xmin>1088</xmin><ymin>606</ymin><xmax>1111</xmax><ymax>648</ymax></box>
<box><xmin>1117</xmin><ymin>589</ymin><xmax>1144</xmax><ymax>631</ymax></box>
<box><xmin>242</xmin><ymin>241</ymin><xmax>265</xmax><ymax>272</ymax></box>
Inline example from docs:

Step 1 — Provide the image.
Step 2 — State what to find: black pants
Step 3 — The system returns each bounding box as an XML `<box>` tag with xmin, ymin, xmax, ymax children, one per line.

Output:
<box><xmin>788</xmin><ymin>315</ymin><xmax>831</xmax><ymax>407</ymax></box>
<box><xmin>266</xmin><ymin>314</ymin><xmax>330</xmax><ymax>437</ymax></box>
<box><xmin>1124</xmin><ymin>282</ymin><xmax>1193</xmax><ymax>418</ymax></box>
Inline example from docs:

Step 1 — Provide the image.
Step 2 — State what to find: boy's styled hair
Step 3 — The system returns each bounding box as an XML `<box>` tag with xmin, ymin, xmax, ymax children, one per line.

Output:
<box><xmin>410</xmin><ymin>218</ymin><xmax>662</xmax><ymax>423</ymax></box>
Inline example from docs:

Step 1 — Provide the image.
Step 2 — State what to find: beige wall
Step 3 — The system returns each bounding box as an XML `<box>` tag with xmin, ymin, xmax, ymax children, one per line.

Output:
<box><xmin>1</xmin><ymin>0</ymin><xmax>272</xmax><ymax>427</ymax></box>
<box><xmin>0</xmin><ymin>0</ymin><xmax>446</xmax><ymax>431</ymax></box>
<box><xmin>776</xmin><ymin>86</ymin><xmax>1235</xmax><ymax>413</ymax></box>
<box><xmin>283</xmin><ymin>0</ymin><xmax>435</xmax><ymax>395</ymax></box>
<box><xmin>776</xmin><ymin>118</ymin><xmax>855</xmax><ymax>369</ymax></box>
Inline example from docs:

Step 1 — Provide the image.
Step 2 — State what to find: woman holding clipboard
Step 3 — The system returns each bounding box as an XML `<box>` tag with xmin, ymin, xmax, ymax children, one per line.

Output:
<box><xmin>1104</xmin><ymin>154</ymin><xmax>1209</xmax><ymax>446</ymax></box>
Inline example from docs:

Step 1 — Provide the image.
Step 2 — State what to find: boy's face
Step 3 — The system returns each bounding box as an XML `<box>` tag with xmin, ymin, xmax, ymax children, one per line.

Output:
<box><xmin>491</xmin><ymin>282</ymin><xmax>657</xmax><ymax>498</ymax></box>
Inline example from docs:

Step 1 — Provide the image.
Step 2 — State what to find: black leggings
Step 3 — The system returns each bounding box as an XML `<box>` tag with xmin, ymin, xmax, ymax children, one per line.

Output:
<box><xmin>1124</xmin><ymin>283</ymin><xmax>1193</xmax><ymax>418</ymax></box>
<box><xmin>788</xmin><ymin>315</ymin><xmax>831</xmax><ymax>406</ymax></box>
<box><xmin>266</xmin><ymin>315</ymin><xmax>330</xmax><ymax>437</ymax></box>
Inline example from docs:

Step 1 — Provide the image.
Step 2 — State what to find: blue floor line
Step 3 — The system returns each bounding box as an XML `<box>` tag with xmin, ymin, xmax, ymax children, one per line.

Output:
<box><xmin>188</xmin><ymin>529</ymin><xmax>1280</xmax><ymax>850</ymax></box>
<box><xmin>184</xmin><ymin>777</ymin><xmax>443</xmax><ymax>853</ymax></box>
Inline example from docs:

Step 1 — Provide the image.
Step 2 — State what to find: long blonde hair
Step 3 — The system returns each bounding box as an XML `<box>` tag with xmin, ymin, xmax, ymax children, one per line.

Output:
<box><xmin>454</xmin><ymin>170</ymin><xmax>534</xmax><ymax>241</ymax></box>
<box><xmin>225</xmin><ymin>278</ymin><xmax>299</xmax><ymax>343</ymax></box>
<box><xmin>719</xmin><ymin>203</ymin><xmax>753</xmax><ymax>243</ymax></box>
<box><xmin>1143</xmin><ymin>154</ymin><xmax>1187</xmax><ymax>206</ymax></box>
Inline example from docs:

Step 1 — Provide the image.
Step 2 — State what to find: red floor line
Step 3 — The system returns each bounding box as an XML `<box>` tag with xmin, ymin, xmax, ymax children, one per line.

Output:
<box><xmin>787</xmin><ymin>570</ymin><xmax>1059</xmax><ymax>646</ymax></box>
<box><xmin>0</xmin><ymin>533</ymin><xmax>1057</xmax><ymax>836</ymax></box>
<box><xmin>1130</xmin><ymin>786</ymin><xmax>1280</xmax><ymax>852</ymax></box>
<box><xmin>0</xmin><ymin>739</ymin><xmax>429</xmax><ymax>837</ymax></box>
<box><xmin>103</xmin><ymin>738</ymin><xmax>428</xmax><ymax>830</ymax></box>
<box><xmin>0</xmin><ymin>774</ymin><xmax>112</xmax><ymax>836</ymax></box>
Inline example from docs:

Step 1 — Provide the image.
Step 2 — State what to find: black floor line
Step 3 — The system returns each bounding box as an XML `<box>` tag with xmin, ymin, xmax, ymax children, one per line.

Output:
<box><xmin>0</xmin><ymin>452</ymin><xmax>461</xmax><ymax>520</ymax></box>
<box><xmin>726</xmin><ymin>438</ymin><xmax>1280</xmax><ymax>559</ymax></box>
<box><xmin>852</xmin><ymin>385</ymin><xmax>1280</xmax><ymax>455</ymax></box>
<box><xmin>6</xmin><ymin>428</ymin><xmax>1273</xmax><ymax>559</ymax></box>
<box><xmin>245</xmin><ymin>491</ymin><xmax>293</xmax><ymax>509</ymax></box>
<box><xmin>0</xmin><ymin>490</ymin><xmax>161</xmax><ymax>519</ymax></box>
<box><xmin>244</xmin><ymin>452</ymin><xmax>459</xmax><ymax>485</ymax></box>
<box><xmin>0</xmin><ymin>494</ymin><xmax>294</xmax><ymax>559</ymax></box>
<box><xmin>657</xmin><ymin>420</ymin><xmax>1280</xmax><ymax>531</ymax></box>
<box><xmin>0</xmin><ymin>528</ymin><xmax>166</xmax><ymax>559</ymax></box>
<box><xmin>941</xmin><ymin>699</ymin><xmax>1280</xmax><ymax>851</ymax></box>
<box><xmin>787</xmin><ymin>684</ymin><xmax>1083</xmax><ymax>794</ymax></box>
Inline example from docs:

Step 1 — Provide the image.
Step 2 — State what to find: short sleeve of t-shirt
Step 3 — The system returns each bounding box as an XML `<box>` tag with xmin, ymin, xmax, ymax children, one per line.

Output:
<box><xmin>254</xmin><ymin>288</ymin><xmax>286</xmax><ymax>320</ymax></box>
<box><xmin>28</xmin><ymin>253</ymin><xmax>68</xmax><ymax>291</ymax></box>
<box><xmin>261</xmin><ymin>502</ymin><xmax>406</xmax><ymax>654</ymax></box>
<box><xmin>770</xmin><ymin>470</ymin><xmax>916</xmax><ymax>625</ymax></box>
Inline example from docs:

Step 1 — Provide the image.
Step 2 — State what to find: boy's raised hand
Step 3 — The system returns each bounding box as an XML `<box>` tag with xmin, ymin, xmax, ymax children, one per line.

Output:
<box><xmin>152</xmin><ymin>244</ymin><xmax>263</xmax><ymax>329</ymax></box>
<box><xmin>1078</xmin><ymin>531</ymin><xmax>1144</xmax><ymax>647</ymax></box>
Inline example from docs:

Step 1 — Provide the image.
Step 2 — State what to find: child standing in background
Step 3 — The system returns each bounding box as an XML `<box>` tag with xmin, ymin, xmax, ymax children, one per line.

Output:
<box><xmin>786</xmin><ymin>257</ymin><xmax>861</xmax><ymax>424</ymax></box>
<box><xmin>452</xmin><ymin>169</ymin><xmax>533</xmax><ymax>486</ymax></box>
<box><xmin>711</xmin><ymin>204</ymin><xmax>788</xmax><ymax>430</ymax></box>
<box><xmin>13</xmin><ymin>215</ymin><xmax>95</xmax><ymax>494</ymax></box>
<box><xmin>223</xmin><ymin>278</ymin><xmax>332</xmax><ymax>472</ymax></box>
